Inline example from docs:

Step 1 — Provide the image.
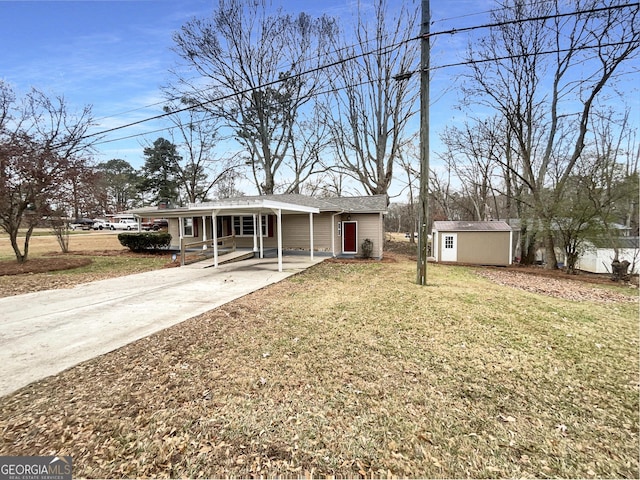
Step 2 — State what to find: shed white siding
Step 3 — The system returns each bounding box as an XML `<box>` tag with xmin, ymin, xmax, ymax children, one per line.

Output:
<box><xmin>577</xmin><ymin>247</ymin><xmax>639</xmax><ymax>274</ymax></box>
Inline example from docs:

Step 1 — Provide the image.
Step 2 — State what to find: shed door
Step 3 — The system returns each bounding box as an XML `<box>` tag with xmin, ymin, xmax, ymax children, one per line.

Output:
<box><xmin>343</xmin><ymin>221</ymin><xmax>357</xmax><ymax>254</ymax></box>
<box><xmin>441</xmin><ymin>233</ymin><xmax>457</xmax><ymax>262</ymax></box>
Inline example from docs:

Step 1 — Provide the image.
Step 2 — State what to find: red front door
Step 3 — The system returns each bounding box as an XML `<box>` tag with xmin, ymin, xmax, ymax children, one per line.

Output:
<box><xmin>343</xmin><ymin>221</ymin><xmax>357</xmax><ymax>253</ymax></box>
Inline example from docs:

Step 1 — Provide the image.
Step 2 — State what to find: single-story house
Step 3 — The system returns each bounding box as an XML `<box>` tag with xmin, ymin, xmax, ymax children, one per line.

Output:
<box><xmin>129</xmin><ymin>194</ymin><xmax>388</xmax><ymax>271</ymax></box>
<box><xmin>432</xmin><ymin>220</ymin><xmax>513</xmax><ymax>266</ymax></box>
<box><xmin>576</xmin><ymin>237</ymin><xmax>639</xmax><ymax>274</ymax></box>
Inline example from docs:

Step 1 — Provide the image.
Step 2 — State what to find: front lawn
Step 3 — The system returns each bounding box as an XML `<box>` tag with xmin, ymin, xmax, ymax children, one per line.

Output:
<box><xmin>0</xmin><ymin>256</ymin><xmax>637</xmax><ymax>478</ymax></box>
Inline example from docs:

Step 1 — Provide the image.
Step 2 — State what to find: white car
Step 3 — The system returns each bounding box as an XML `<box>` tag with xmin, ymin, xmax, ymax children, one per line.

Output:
<box><xmin>113</xmin><ymin>219</ymin><xmax>140</xmax><ymax>231</ymax></box>
<box><xmin>92</xmin><ymin>220</ymin><xmax>115</xmax><ymax>230</ymax></box>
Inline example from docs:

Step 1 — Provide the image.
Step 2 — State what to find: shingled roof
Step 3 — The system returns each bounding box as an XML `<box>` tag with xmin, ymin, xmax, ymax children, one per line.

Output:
<box><xmin>237</xmin><ymin>194</ymin><xmax>388</xmax><ymax>213</ymax></box>
<box><xmin>433</xmin><ymin>220</ymin><xmax>512</xmax><ymax>232</ymax></box>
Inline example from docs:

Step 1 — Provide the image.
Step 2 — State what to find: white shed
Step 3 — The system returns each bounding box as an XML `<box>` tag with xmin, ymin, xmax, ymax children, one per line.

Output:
<box><xmin>576</xmin><ymin>237</ymin><xmax>639</xmax><ymax>274</ymax></box>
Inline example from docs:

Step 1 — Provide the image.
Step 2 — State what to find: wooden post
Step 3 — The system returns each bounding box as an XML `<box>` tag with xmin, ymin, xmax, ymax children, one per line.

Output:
<box><xmin>417</xmin><ymin>0</ymin><xmax>430</xmax><ymax>286</ymax></box>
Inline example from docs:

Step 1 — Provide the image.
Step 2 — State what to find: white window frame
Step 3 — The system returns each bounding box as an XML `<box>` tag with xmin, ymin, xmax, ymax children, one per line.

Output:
<box><xmin>183</xmin><ymin>217</ymin><xmax>195</xmax><ymax>237</ymax></box>
<box><xmin>232</xmin><ymin>215</ymin><xmax>268</xmax><ymax>237</ymax></box>
<box><xmin>444</xmin><ymin>235</ymin><xmax>454</xmax><ymax>249</ymax></box>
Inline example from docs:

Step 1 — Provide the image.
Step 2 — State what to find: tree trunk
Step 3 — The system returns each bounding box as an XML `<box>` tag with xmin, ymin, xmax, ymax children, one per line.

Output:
<box><xmin>543</xmin><ymin>230</ymin><xmax>558</xmax><ymax>270</ymax></box>
<box><xmin>518</xmin><ymin>226</ymin><xmax>537</xmax><ymax>265</ymax></box>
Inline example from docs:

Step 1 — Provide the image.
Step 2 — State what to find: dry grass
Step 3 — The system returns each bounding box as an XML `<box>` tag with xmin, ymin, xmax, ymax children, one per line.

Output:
<box><xmin>0</xmin><ymin>230</ymin><xmax>126</xmax><ymax>260</ymax></box>
<box><xmin>1</xmin><ymin>255</ymin><xmax>637</xmax><ymax>478</ymax></box>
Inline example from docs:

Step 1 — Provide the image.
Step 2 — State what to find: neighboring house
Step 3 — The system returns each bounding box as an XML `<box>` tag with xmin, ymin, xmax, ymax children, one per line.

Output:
<box><xmin>576</xmin><ymin>237</ymin><xmax>639</xmax><ymax>274</ymax></box>
<box><xmin>432</xmin><ymin>221</ymin><xmax>513</xmax><ymax>266</ymax></box>
<box><xmin>129</xmin><ymin>194</ymin><xmax>388</xmax><ymax>269</ymax></box>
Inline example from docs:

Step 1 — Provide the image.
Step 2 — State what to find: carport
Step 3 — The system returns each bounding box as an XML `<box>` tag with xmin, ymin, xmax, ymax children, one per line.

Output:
<box><xmin>137</xmin><ymin>199</ymin><xmax>319</xmax><ymax>273</ymax></box>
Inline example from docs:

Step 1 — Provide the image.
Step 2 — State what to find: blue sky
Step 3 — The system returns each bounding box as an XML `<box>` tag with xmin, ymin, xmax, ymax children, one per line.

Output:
<box><xmin>0</xmin><ymin>1</ymin><xmax>483</xmax><ymax>164</ymax></box>
<box><xmin>1</xmin><ymin>0</ymin><xmax>637</xmax><ymax>197</ymax></box>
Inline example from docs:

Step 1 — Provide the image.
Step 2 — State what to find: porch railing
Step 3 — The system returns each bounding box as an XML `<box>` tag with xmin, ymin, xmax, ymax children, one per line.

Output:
<box><xmin>180</xmin><ymin>234</ymin><xmax>236</xmax><ymax>266</ymax></box>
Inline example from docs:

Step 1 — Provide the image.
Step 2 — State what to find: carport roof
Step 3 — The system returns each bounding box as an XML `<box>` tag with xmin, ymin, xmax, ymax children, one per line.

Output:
<box><xmin>129</xmin><ymin>198</ymin><xmax>318</xmax><ymax>217</ymax></box>
<box><xmin>433</xmin><ymin>220</ymin><xmax>512</xmax><ymax>232</ymax></box>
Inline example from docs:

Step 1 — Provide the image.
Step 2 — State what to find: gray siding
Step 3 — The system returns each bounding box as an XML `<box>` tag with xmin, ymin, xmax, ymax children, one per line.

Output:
<box><xmin>167</xmin><ymin>212</ymin><xmax>384</xmax><ymax>258</ymax></box>
<box><xmin>344</xmin><ymin>213</ymin><xmax>383</xmax><ymax>258</ymax></box>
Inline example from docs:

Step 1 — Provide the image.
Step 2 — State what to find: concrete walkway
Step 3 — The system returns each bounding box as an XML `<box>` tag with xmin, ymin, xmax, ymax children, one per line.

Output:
<box><xmin>0</xmin><ymin>255</ymin><xmax>325</xmax><ymax>397</ymax></box>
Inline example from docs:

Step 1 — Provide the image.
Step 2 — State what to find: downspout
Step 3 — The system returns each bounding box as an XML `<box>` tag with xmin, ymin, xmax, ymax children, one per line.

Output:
<box><xmin>331</xmin><ymin>211</ymin><xmax>344</xmax><ymax>258</ymax></box>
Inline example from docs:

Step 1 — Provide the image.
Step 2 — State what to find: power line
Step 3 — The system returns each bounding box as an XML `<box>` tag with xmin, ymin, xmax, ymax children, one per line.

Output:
<box><xmin>426</xmin><ymin>2</ymin><xmax>639</xmax><ymax>39</ymax></box>
<box><xmin>433</xmin><ymin>40</ymin><xmax>636</xmax><ymax>72</ymax></box>
<box><xmin>93</xmin><ymin>0</ymin><xmax>568</xmax><ymax>124</ymax></box>
<box><xmin>94</xmin><ymin>37</ymin><xmax>636</xmax><ymax>147</ymax></box>
<box><xmin>85</xmin><ymin>2</ymin><xmax>638</xmax><ymax>146</ymax></box>
<box><xmin>85</xmin><ymin>38</ymin><xmax>411</xmax><ymax>141</ymax></box>
<box><xmin>432</xmin><ymin>0</ymin><xmax>554</xmax><ymax>25</ymax></box>
<box><xmin>93</xmin><ymin>77</ymin><xmax>386</xmax><ymax>146</ymax></box>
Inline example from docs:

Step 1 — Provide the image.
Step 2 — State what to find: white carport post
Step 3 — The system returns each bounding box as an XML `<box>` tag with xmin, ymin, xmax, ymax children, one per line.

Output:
<box><xmin>277</xmin><ymin>208</ymin><xmax>283</xmax><ymax>272</ymax></box>
<box><xmin>258</xmin><ymin>214</ymin><xmax>264</xmax><ymax>258</ymax></box>
<box><xmin>212</xmin><ymin>209</ymin><xmax>219</xmax><ymax>268</ymax></box>
<box><xmin>309</xmin><ymin>212</ymin><xmax>314</xmax><ymax>260</ymax></box>
<box><xmin>252</xmin><ymin>214</ymin><xmax>258</xmax><ymax>253</ymax></box>
<box><xmin>201</xmin><ymin>215</ymin><xmax>208</xmax><ymax>250</ymax></box>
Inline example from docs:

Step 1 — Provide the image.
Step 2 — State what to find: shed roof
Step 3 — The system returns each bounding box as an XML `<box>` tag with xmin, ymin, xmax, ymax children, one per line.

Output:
<box><xmin>589</xmin><ymin>236</ymin><xmax>639</xmax><ymax>249</ymax></box>
<box><xmin>433</xmin><ymin>220</ymin><xmax>512</xmax><ymax>232</ymax></box>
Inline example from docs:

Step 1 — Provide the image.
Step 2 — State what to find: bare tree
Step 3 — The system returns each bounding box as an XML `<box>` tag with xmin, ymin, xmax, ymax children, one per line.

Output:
<box><xmin>170</xmin><ymin>0</ymin><xmax>337</xmax><ymax>194</ymax></box>
<box><xmin>395</xmin><ymin>145</ymin><xmax>419</xmax><ymax>241</ymax></box>
<box><xmin>0</xmin><ymin>82</ymin><xmax>94</xmax><ymax>262</ymax></box>
<box><xmin>589</xmin><ymin>108</ymin><xmax>639</xmax><ymax>270</ymax></box>
<box><xmin>461</xmin><ymin>0</ymin><xmax>640</xmax><ymax>269</ymax></box>
<box><xmin>163</xmin><ymin>103</ymin><xmax>239</xmax><ymax>203</ymax></box>
<box><xmin>439</xmin><ymin>117</ymin><xmax>508</xmax><ymax>221</ymax></box>
<box><xmin>325</xmin><ymin>0</ymin><xmax>419</xmax><ymax>196</ymax></box>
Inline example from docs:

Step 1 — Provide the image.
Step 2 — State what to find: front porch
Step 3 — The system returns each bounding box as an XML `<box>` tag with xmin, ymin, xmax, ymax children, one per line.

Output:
<box><xmin>161</xmin><ymin>198</ymin><xmax>320</xmax><ymax>272</ymax></box>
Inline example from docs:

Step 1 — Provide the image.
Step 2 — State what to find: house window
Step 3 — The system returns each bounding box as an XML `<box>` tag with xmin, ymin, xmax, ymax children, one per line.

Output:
<box><xmin>183</xmin><ymin>217</ymin><xmax>195</xmax><ymax>237</ymax></box>
<box><xmin>444</xmin><ymin>235</ymin><xmax>454</xmax><ymax>249</ymax></box>
<box><xmin>233</xmin><ymin>215</ymin><xmax>268</xmax><ymax>237</ymax></box>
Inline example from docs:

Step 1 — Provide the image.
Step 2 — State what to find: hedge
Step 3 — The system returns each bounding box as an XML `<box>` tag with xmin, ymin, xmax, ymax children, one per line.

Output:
<box><xmin>118</xmin><ymin>232</ymin><xmax>172</xmax><ymax>252</ymax></box>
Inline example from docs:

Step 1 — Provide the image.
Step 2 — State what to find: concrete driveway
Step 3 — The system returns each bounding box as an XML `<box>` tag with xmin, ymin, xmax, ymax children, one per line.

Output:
<box><xmin>0</xmin><ymin>255</ymin><xmax>325</xmax><ymax>397</ymax></box>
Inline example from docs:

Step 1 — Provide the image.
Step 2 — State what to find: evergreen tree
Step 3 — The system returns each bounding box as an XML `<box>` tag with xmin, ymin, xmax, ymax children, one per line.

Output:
<box><xmin>138</xmin><ymin>138</ymin><xmax>181</xmax><ymax>205</ymax></box>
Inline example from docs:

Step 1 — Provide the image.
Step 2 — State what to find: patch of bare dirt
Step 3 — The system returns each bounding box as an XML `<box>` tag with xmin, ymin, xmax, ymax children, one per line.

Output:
<box><xmin>385</xmin><ymin>239</ymin><xmax>418</xmax><ymax>259</ymax></box>
<box><xmin>387</xmin><ymin>238</ymin><xmax>639</xmax><ymax>292</ymax></box>
<box><xmin>476</xmin><ymin>267</ymin><xmax>638</xmax><ymax>303</ymax></box>
<box><xmin>502</xmin><ymin>263</ymin><xmax>638</xmax><ymax>286</ymax></box>
<box><xmin>326</xmin><ymin>251</ymin><xmax>399</xmax><ymax>264</ymax></box>
<box><xmin>0</xmin><ymin>256</ymin><xmax>92</xmax><ymax>275</ymax></box>
<box><xmin>0</xmin><ymin>249</ymin><xmax>176</xmax><ymax>298</ymax></box>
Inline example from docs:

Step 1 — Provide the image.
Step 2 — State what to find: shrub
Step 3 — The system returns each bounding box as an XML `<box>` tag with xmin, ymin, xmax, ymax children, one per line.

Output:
<box><xmin>361</xmin><ymin>238</ymin><xmax>374</xmax><ymax>259</ymax></box>
<box><xmin>118</xmin><ymin>232</ymin><xmax>172</xmax><ymax>252</ymax></box>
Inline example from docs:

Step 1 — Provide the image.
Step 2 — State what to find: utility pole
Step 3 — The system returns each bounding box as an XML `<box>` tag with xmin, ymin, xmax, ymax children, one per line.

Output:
<box><xmin>417</xmin><ymin>0</ymin><xmax>430</xmax><ymax>285</ymax></box>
